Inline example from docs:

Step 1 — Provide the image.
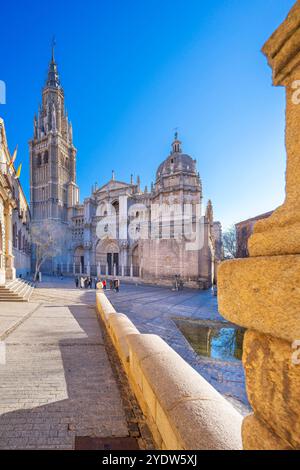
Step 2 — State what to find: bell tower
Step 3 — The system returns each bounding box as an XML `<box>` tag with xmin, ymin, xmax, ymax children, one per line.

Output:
<box><xmin>29</xmin><ymin>43</ymin><xmax>79</xmax><ymax>225</ymax></box>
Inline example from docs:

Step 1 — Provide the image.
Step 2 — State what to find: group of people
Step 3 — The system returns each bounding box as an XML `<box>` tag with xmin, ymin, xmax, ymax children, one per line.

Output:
<box><xmin>75</xmin><ymin>276</ymin><xmax>96</xmax><ymax>289</ymax></box>
<box><xmin>74</xmin><ymin>276</ymin><xmax>120</xmax><ymax>292</ymax></box>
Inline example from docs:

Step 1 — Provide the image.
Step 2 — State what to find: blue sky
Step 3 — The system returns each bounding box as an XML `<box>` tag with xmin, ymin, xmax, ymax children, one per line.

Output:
<box><xmin>0</xmin><ymin>0</ymin><xmax>295</xmax><ymax>228</ymax></box>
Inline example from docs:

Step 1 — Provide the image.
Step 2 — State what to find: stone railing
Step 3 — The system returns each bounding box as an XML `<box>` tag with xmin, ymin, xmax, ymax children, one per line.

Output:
<box><xmin>96</xmin><ymin>291</ymin><xmax>243</xmax><ymax>450</ymax></box>
<box><xmin>218</xmin><ymin>2</ymin><xmax>300</xmax><ymax>450</ymax></box>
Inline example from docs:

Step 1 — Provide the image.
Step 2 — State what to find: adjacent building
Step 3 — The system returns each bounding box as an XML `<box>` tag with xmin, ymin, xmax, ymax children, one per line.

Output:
<box><xmin>235</xmin><ymin>211</ymin><xmax>273</xmax><ymax>258</ymax></box>
<box><xmin>0</xmin><ymin>118</ymin><xmax>31</xmax><ymax>284</ymax></box>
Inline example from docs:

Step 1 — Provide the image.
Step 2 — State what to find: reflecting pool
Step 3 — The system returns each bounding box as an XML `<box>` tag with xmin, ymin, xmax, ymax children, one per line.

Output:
<box><xmin>175</xmin><ymin>319</ymin><xmax>245</xmax><ymax>362</ymax></box>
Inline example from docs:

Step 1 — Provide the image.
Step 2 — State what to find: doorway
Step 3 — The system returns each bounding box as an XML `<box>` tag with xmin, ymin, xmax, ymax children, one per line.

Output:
<box><xmin>107</xmin><ymin>252</ymin><xmax>119</xmax><ymax>275</ymax></box>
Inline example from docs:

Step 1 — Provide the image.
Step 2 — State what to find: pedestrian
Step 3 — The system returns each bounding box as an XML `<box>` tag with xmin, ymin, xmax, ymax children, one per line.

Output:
<box><xmin>75</xmin><ymin>277</ymin><xmax>79</xmax><ymax>288</ymax></box>
<box><xmin>109</xmin><ymin>280</ymin><xmax>113</xmax><ymax>290</ymax></box>
<box><xmin>102</xmin><ymin>279</ymin><xmax>107</xmax><ymax>290</ymax></box>
<box><xmin>114</xmin><ymin>278</ymin><xmax>120</xmax><ymax>293</ymax></box>
<box><xmin>94</xmin><ymin>277</ymin><xmax>97</xmax><ymax>289</ymax></box>
<box><xmin>89</xmin><ymin>277</ymin><xmax>92</xmax><ymax>289</ymax></box>
<box><xmin>80</xmin><ymin>276</ymin><xmax>84</xmax><ymax>289</ymax></box>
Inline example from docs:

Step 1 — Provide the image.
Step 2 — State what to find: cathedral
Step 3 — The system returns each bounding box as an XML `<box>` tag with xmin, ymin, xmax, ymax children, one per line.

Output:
<box><xmin>30</xmin><ymin>48</ymin><xmax>222</xmax><ymax>288</ymax></box>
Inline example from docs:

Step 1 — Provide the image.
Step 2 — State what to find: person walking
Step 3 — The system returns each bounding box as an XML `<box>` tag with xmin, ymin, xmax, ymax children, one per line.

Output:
<box><xmin>102</xmin><ymin>279</ymin><xmax>107</xmax><ymax>290</ymax></box>
<box><xmin>114</xmin><ymin>278</ymin><xmax>120</xmax><ymax>293</ymax></box>
<box><xmin>80</xmin><ymin>276</ymin><xmax>84</xmax><ymax>289</ymax></box>
<box><xmin>75</xmin><ymin>277</ymin><xmax>79</xmax><ymax>288</ymax></box>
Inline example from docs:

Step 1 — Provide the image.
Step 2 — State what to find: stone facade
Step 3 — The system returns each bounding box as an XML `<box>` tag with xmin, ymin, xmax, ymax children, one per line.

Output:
<box><xmin>69</xmin><ymin>135</ymin><xmax>221</xmax><ymax>289</ymax></box>
<box><xmin>218</xmin><ymin>1</ymin><xmax>300</xmax><ymax>450</ymax></box>
<box><xmin>29</xmin><ymin>47</ymin><xmax>79</xmax><ymax>272</ymax></box>
<box><xmin>0</xmin><ymin>118</ymin><xmax>31</xmax><ymax>284</ymax></box>
<box><xmin>235</xmin><ymin>211</ymin><xmax>273</xmax><ymax>258</ymax></box>
<box><xmin>30</xmin><ymin>52</ymin><xmax>222</xmax><ymax>289</ymax></box>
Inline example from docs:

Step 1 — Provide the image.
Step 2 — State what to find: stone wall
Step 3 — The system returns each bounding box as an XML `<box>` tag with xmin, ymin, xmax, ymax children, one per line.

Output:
<box><xmin>96</xmin><ymin>291</ymin><xmax>243</xmax><ymax>450</ymax></box>
<box><xmin>218</xmin><ymin>2</ymin><xmax>300</xmax><ymax>450</ymax></box>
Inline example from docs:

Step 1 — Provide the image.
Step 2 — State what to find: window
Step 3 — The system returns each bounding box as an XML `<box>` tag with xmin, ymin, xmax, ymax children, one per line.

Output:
<box><xmin>44</xmin><ymin>151</ymin><xmax>49</xmax><ymax>164</ymax></box>
<box><xmin>37</xmin><ymin>154</ymin><xmax>42</xmax><ymax>166</ymax></box>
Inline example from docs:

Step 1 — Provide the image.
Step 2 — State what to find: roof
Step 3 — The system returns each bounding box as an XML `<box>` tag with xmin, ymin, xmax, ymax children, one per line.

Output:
<box><xmin>235</xmin><ymin>211</ymin><xmax>274</xmax><ymax>228</ymax></box>
<box><xmin>156</xmin><ymin>152</ymin><xmax>196</xmax><ymax>180</ymax></box>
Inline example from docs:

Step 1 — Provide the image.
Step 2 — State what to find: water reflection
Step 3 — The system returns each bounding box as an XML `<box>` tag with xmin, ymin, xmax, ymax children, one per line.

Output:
<box><xmin>175</xmin><ymin>320</ymin><xmax>245</xmax><ymax>362</ymax></box>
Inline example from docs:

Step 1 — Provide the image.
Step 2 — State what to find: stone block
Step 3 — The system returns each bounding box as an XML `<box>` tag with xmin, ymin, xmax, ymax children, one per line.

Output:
<box><xmin>141</xmin><ymin>375</ymin><xmax>156</xmax><ymax>421</ymax></box>
<box><xmin>169</xmin><ymin>397</ymin><xmax>243</xmax><ymax>450</ymax></box>
<box><xmin>242</xmin><ymin>414</ymin><xmax>295</xmax><ymax>450</ymax></box>
<box><xmin>156</xmin><ymin>401</ymin><xmax>181</xmax><ymax>450</ymax></box>
<box><xmin>107</xmin><ymin>313</ymin><xmax>140</xmax><ymax>363</ymax></box>
<box><xmin>96</xmin><ymin>292</ymin><xmax>116</xmax><ymax>321</ymax></box>
<box><xmin>243</xmin><ymin>330</ymin><xmax>300</xmax><ymax>448</ymax></box>
<box><xmin>218</xmin><ymin>255</ymin><xmax>300</xmax><ymax>342</ymax></box>
<box><xmin>129</xmin><ymin>346</ymin><xmax>143</xmax><ymax>392</ymax></box>
<box><xmin>127</xmin><ymin>334</ymin><xmax>242</xmax><ymax>450</ymax></box>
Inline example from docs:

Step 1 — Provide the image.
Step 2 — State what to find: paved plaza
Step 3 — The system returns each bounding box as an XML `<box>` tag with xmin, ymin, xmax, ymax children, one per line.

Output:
<box><xmin>106</xmin><ymin>282</ymin><xmax>251</xmax><ymax>415</ymax></box>
<box><xmin>0</xmin><ymin>277</ymin><xmax>250</xmax><ymax>450</ymax></box>
<box><xmin>0</xmin><ymin>279</ymin><xmax>132</xmax><ymax>449</ymax></box>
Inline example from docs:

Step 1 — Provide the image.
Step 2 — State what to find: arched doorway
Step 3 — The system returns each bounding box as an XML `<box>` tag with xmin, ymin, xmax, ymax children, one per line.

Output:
<box><xmin>74</xmin><ymin>246</ymin><xmax>84</xmax><ymax>273</ymax></box>
<box><xmin>96</xmin><ymin>240</ymin><xmax>119</xmax><ymax>275</ymax></box>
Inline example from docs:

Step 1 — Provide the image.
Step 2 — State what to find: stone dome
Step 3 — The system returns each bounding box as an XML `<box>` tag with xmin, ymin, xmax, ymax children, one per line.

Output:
<box><xmin>156</xmin><ymin>134</ymin><xmax>197</xmax><ymax>181</ymax></box>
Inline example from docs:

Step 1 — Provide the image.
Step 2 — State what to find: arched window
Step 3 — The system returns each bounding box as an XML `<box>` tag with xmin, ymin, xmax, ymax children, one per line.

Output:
<box><xmin>37</xmin><ymin>154</ymin><xmax>42</xmax><ymax>166</ymax></box>
<box><xmin>44</xmin><ymin>151</ymin><xmax>49</xmax><ymax>164</ymax></box>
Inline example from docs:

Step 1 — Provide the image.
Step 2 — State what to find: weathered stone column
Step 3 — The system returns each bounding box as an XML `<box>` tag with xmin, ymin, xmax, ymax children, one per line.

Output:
<box><xmin>4</xmin><ymin>203</ymin><xmax>16</xmax><ymax>281</ymax></box>
<box><xmin>218</xmin><ymin>2</ymin><xmax>300</xmax><ymax>451</ymax></box>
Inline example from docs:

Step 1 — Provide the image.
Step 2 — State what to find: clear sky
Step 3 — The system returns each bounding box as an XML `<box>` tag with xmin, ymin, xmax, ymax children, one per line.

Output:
<box><xmin>0</xmin><ymin>0</ymin><xmax>295</xmax><ymax>229</ymax></box>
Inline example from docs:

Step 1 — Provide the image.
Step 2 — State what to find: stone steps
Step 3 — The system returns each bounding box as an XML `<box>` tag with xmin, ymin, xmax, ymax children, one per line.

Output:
<box><xmin>0</xmin><ymin>279</ymin><xmax>35</xmax><ymax>302</ymax></box>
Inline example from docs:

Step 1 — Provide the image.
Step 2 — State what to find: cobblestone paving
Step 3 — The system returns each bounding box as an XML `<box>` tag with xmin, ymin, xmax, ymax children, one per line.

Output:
<box><xmin>0</xmin><ymin>280</ymin><xmax>131</xmax><ymax>449</ymax></box>
<box><xmin>106</xmin><ymin>283</ymin><xmax>251</xmax><ymax>415</ymax></box>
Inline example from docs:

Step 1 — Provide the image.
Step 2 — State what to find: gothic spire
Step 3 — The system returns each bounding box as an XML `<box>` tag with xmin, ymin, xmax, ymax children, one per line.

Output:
<box><xmin>45</xmin><ymin>39</ymin><xmax>61</xmax><ymax>89</ymax></box>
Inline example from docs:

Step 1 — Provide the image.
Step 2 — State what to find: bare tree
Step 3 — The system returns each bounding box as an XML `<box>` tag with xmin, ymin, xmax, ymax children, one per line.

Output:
<box><xmin>222</xmin><ymin>225</ymin><xmax>237</xmax><ymax>259</ymax></box>
<box><xmin>31</xmin><ymin>221</ymin><xmax>67</xmax><ymax>281</ymax></box>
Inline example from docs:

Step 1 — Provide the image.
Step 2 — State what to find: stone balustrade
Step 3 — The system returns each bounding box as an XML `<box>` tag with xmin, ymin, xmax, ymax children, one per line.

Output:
<box><xmin>96</xmin><ymin>291</ymin><xmax>243</xmax><ymax>450</ymax></box>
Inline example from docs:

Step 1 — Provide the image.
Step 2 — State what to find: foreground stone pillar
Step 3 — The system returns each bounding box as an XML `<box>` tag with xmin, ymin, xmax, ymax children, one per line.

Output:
<box><xmin>218</xmin><ymin>3</ymin><xmax>300</xmax><ymax>450</ymax></box>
